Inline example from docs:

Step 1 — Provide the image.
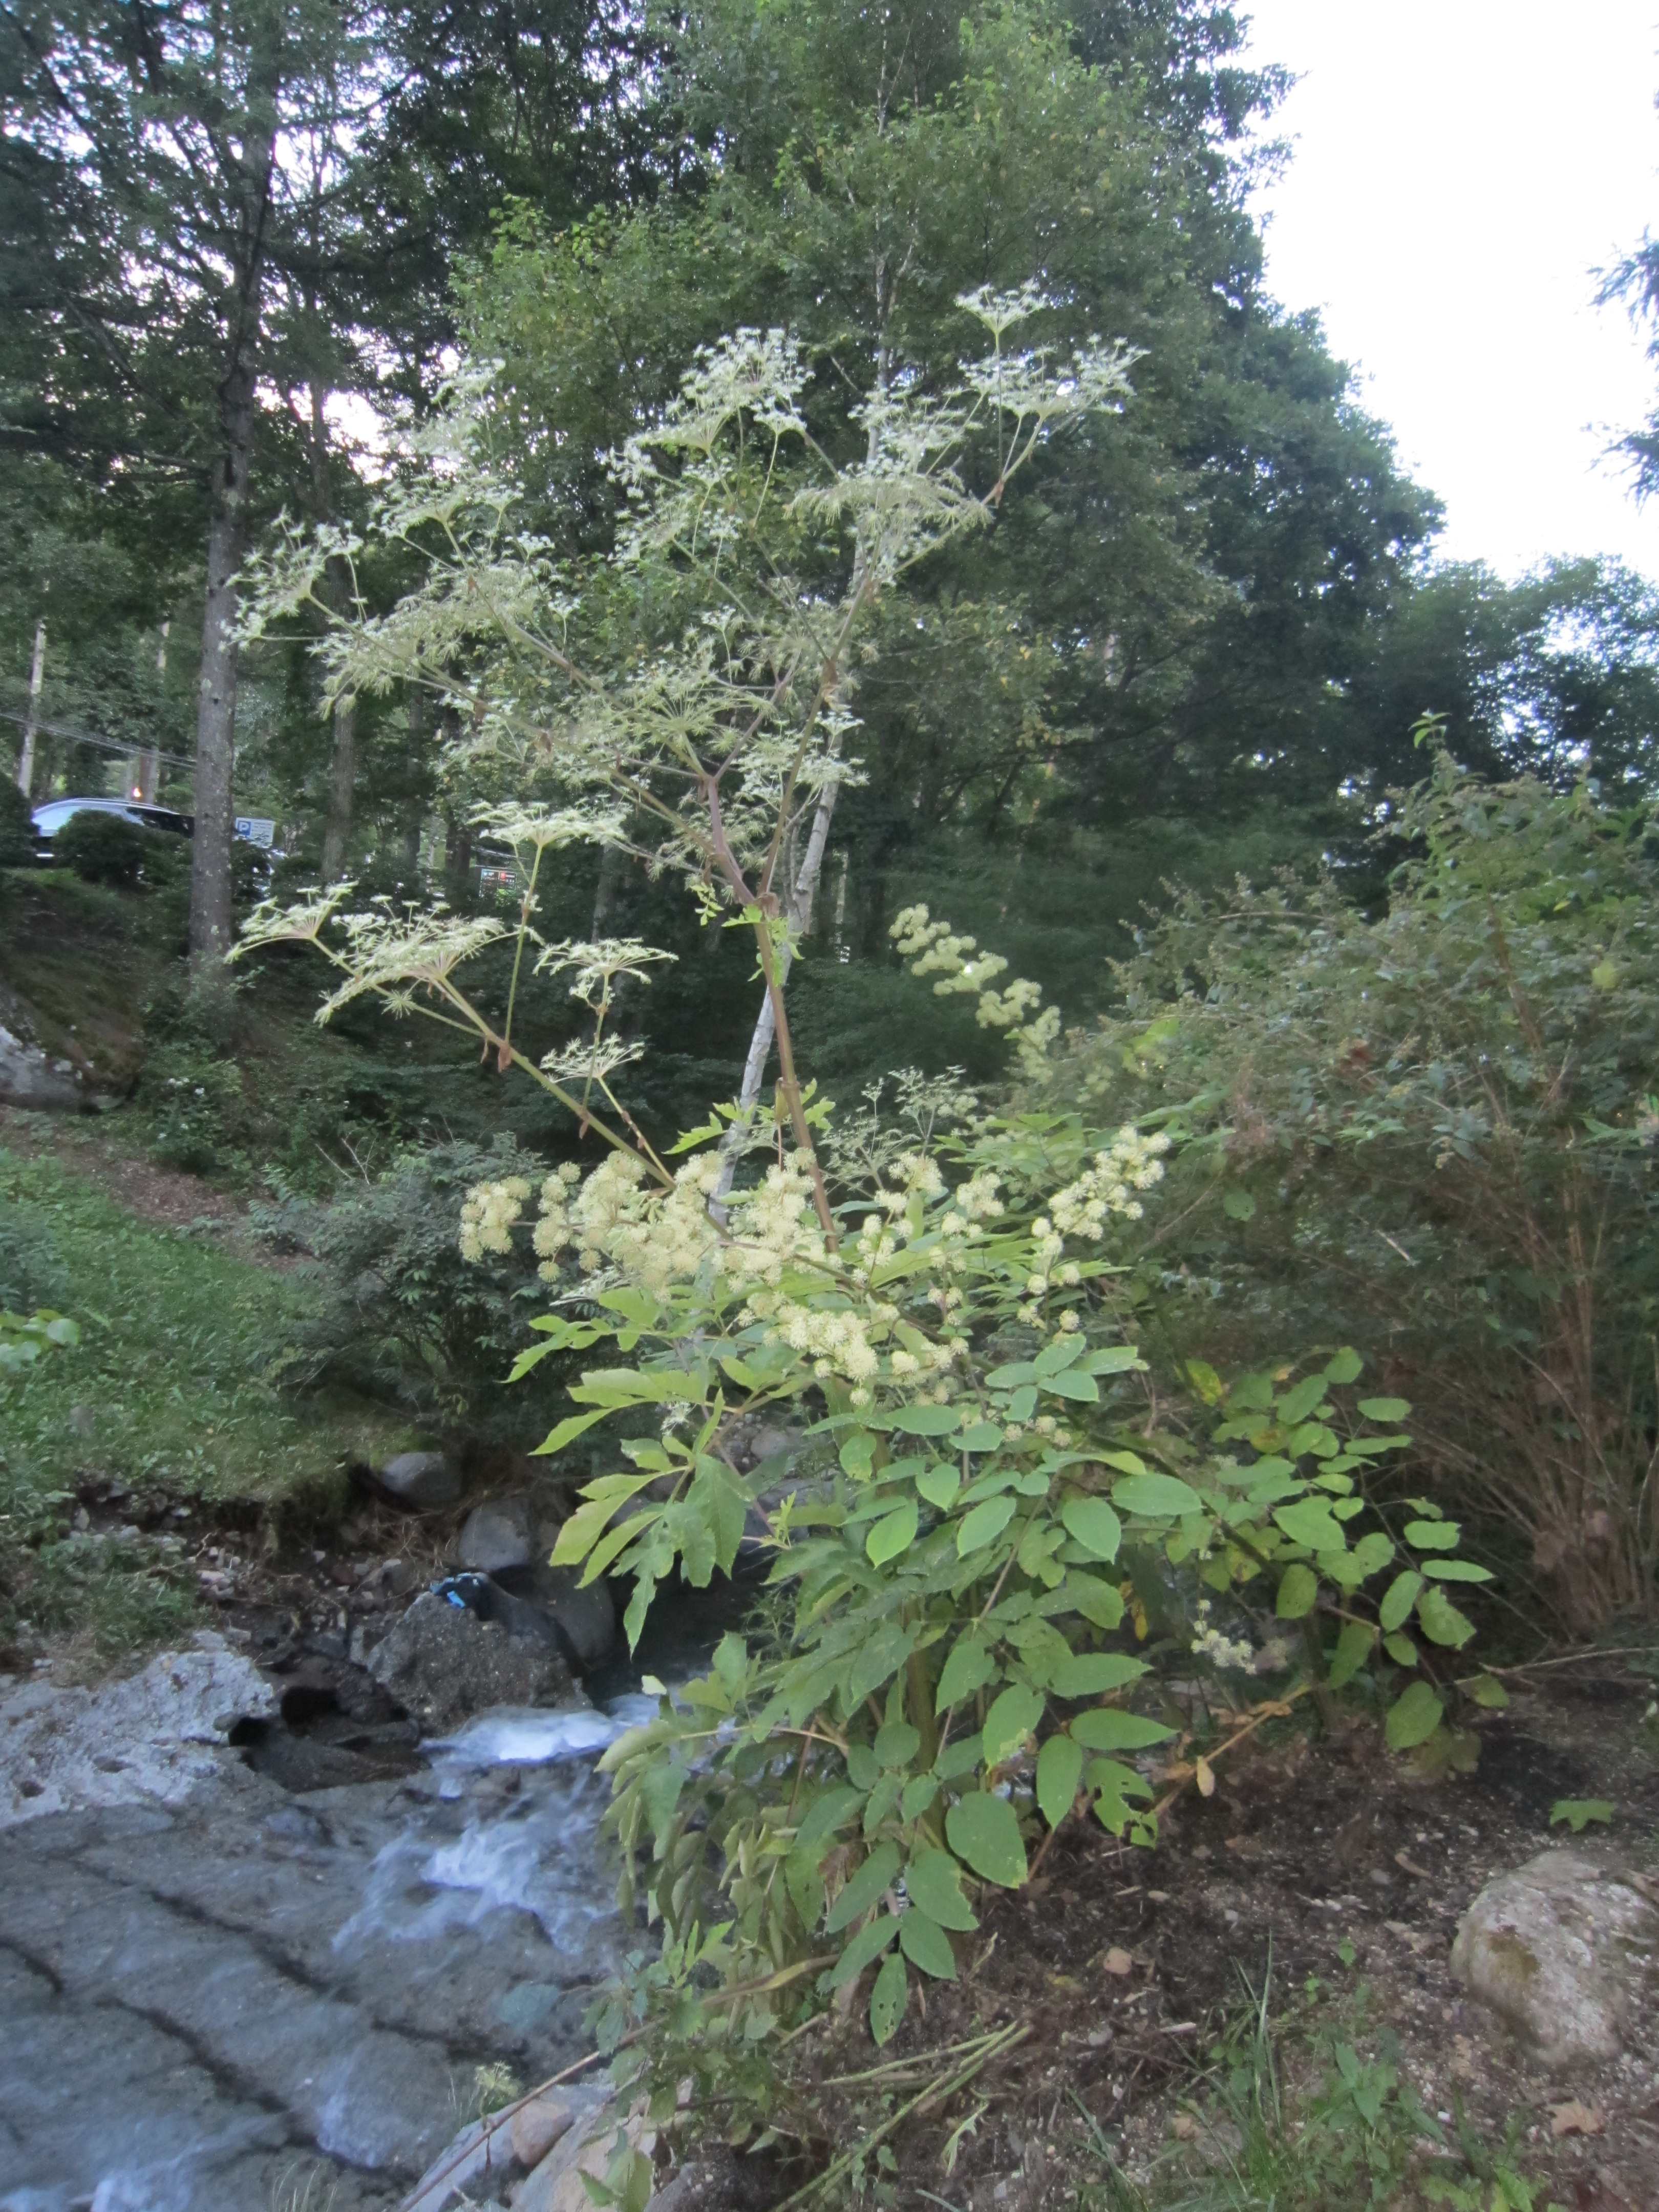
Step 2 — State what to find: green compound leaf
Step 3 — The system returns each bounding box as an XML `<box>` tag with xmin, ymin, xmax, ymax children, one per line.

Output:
<box><xmin>1385</xmin><ymin>1679</ymin><xmax>1444</xmax><ymax>1751</ymax></box>
<box><xmin>935</xmin><ymin>1634</ymin><xmax>998</xmax><ymax>1714</ymax></box>
<box><xmin>874</xmin><ymin>1721</ymin><xmax>921</xmax><ymax>1770</ymax></box>
<box><xmin>1275</xmin><ymin>1563</ymin><xmax>1320</xmax><ymax>1619</ymax></box>
<box><xmin>898</xmin><ymin>1907</ymin><xmax>959</xmax><ymax>1980</ymax></box>
<box><xmin>1378</xmin><ymin>1570</ymin><xmax>1423</xmax><ymax>1632</ymax></box>
<box><xmin>1060</xmin><ymin>1496</ymin><xmax>1123</xmax><ymax>1562</ymax></box>
<box><xmin>823</xmin><ymin>1911</ymin><xmax>900</xmax><ymax>1988</ymax></box>
<box><xmin>1404</xmin><ymin>1519</ymin><xmax>1460</xmax><ymax>1550</ymax></box>
<box><xmin>869</xmin><ymin>1950</ymin><xmax>908</xmax><ymax>2045</ymax></box>
<box><xmin>1357</xmin><ymin>1396</ymin><xmax>1412</xmax><ymax>1422</ymax></box>
<box><xmin>1051</xmin><ymin>1652</ymin><xmax>1149</xmax><ymax>1697</ymax></box>
<box><xmin>1070</xmin><ymin>1708</ymin><xmax>1175</xmax><ymax>1752</ymax></box>
<box><xmin>824</xmin><ymin>1841</ymin><xmax>901</xmax><ymax>1933</ymax></box>
<box><xmin>1112</xmin><ymin>1472</ymin><xmax>1203</xmax><ymax>1518</ymax></box>
<box><xmin>1327</xmin><ymin>1618</ymin><xmax>1376</xmax><ymax>1690</ymax></box>
<box><xmin>1416</xmin><ymin>1584</ymin><xmax>1476</xmax><ymax>1648</ymax></box>
<box><xmin>1043</xmin><ymin>1368</ymin><xmax>1099</xmax><ymax>1402</ymax></box>
<box><xmin>1323</xmin><ymin>1347</ymin><xmax>1363</xmax><ymax>1384</ymax></box>
<box><xmin>1036</xmin><ymin>1733</ymin><xmax>1083</xmax><ymax>1828</ymax></box>
<box><xmin>957</xmin><ymin>1495</ymin><xmax>1018</xmax><ymax>1558</ymax></box>
<box><xmin>892</xmin><ymin>1403</ymin><xmax>963</xmax><ymax>1436</ymax></box>
<box><xmin>945</xmin><ymin>1792</ymin><xmax>1029</xmax><ymax>1888</ymax></box>
<box><xmin>916</xmin><ymin>1462</ymin><xmax>961</xmax><ymax>1510</ymax></box>
<box><xmin>982</xmin><ymin>1685</ymin><xmax>1045</xmax><ymax>1767</ymax></box>
<box><xmin>1382</xmin><ymin>1631</ymin><xmax>1418</xmax><ymax>1668</ymax></box>
<box><xmin>1421</xmin><ymin>1559</ymin><xmax>1494</xmax><ymax>1583</ymax></box>
<box><xmin>1273</xmin><ymin>1498</ymin><xmax>1348</xmax><ymax>1551</ymax></box>
<box><xmin>866</xmin><ymin>1500</ymin><xmax>919</xmax><ymax>1565</ymax></box>
<box><xmin>1467</xmin><ymin>1674</ymin><xmax>1510</xmax><ymax>1709</ymax></box>
<box><xmin>901</xmin><ymin>1772</ymin><xmax>940</xmax><ymax>1821</ymax></box>
<box><xmin>905</xmin><ymin>1848</ymin><xmax>979</xmax><ymax>1931</ymax></box>
<box><xmin>958</xmin><ymin>1422</ymin><xmax>1005</xmax><ymax>1452</ymax></box>
<box><xmin>1349</xmin><ymin>1530</ymin><xmax>1395</xmax><ymax>1579</ymax></box>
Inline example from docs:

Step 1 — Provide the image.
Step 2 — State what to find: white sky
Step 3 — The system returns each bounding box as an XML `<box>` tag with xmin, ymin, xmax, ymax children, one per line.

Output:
<box><xmin>1240</xmin><ymin>2</ymin><xmax>1659</xmax><ymax>581</ymax></box>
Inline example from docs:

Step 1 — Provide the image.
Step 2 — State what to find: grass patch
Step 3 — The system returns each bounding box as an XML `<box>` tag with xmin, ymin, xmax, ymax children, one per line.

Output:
<box><xmin>1</xmin><ymin>1142</ymin><xmax>413</xmax><ymax>1657</ymax></box>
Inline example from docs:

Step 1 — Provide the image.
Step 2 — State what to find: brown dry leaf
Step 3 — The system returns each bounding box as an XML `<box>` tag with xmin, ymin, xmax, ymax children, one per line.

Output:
<box><xmin>1549</xmin><ymin>2100</ymin><xmax>1606</xmax><ymax>2138</ymax></box>
<box><xmin>1195</xmin><ymin>1755</ymin><xmax>1217</xmax><ymax>1798</ymax></box>
<box><xmin>1102</xmin><ymin>1947</ymin><xmax>1135</xmax><ymax>1976</ymax></box>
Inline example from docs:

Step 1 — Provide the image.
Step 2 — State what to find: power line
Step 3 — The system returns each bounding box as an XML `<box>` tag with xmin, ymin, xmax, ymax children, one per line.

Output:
<box><xmin>0</xmin><ymin>706</ymin><xmax>195</xmax><ymax>773</ymax></box>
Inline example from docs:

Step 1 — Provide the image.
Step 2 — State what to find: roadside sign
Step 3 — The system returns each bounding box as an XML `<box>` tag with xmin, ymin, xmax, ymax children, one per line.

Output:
<box><xmin>235</xmin><ymin>816</ymin><xmax>276</xmax><ymax>847</ymax></box>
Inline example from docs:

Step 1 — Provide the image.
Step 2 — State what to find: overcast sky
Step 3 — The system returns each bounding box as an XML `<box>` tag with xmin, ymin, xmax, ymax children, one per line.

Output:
<box><xmin>1239</xmin><ymin>2</ymin><xmax>1659</xmax><ymax>582</ymax></box>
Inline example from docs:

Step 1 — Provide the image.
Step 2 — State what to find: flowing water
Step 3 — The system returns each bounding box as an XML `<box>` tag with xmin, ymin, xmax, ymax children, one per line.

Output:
<box><xmin>0</xmin><ymin>1677</ymin><xmax>675</xmax><ymax>2211</ymax></box>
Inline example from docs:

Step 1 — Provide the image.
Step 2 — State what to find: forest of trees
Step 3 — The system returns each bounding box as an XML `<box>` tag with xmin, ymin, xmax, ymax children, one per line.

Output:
<box><xmin>6</xmin><ymin>0</ymin><xmax>1658</xmax><ymax>1039</ymax></box>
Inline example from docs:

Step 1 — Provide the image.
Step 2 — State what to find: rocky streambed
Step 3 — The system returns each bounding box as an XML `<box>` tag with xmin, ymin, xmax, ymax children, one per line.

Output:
<box><xmin>0</xmin><ymin>1588</ymin><xmax>705</xmax><ymax>2211</ymax></box>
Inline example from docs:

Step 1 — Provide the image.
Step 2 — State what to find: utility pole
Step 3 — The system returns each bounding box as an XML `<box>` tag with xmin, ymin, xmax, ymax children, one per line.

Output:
<box><xmin>15</xmin><ymin>619</ymin><xmax>45</xmax><ymax>797</ymax></box>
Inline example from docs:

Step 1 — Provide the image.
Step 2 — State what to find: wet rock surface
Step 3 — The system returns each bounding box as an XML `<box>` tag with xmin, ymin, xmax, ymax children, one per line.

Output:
<box><xmin>0</xmin><ymin>1636</ymin><xmax>651</xmax><ymax>2212</ymax></box>
<box><xmin>377</xmin><ymin>1448</ymin><xmax>463</xmax><ymax>1508</ymax></box>
<box><xmin>368</xmin><ymin>1588</ymin><xmax>576</xmax><ymax>1732</ymax></box>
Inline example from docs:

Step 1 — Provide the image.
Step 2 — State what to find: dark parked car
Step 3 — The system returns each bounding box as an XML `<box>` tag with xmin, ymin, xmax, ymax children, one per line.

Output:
<box><xmin>31</xmin><ymin>796</ymin><xmax>193</xmax><ymax>858</ymax></box>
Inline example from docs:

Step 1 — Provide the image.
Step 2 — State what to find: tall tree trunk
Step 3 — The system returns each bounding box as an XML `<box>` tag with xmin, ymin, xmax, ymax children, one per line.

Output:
<box><xmin>399</xmin><ymin>690</ymin><xmax>424</xmax><ymax>876</ymax></box>
<box><xmin>312</xmin><ymin>382</ymin><xmax>357</xmax><ymax>881</ymax></box>
<box><xmin>188</xmin><ymin>103</ymin><xmax>276</xmax><ymax>998</ymax></box>
<box><xmin>137</xmin><ymin>619</ymin><xmax>168</xmax><ymax>803</ymax></box>
<box><xmin>15</xmin><ymin>618</ymin><xmax>44</xmax><ymax>796</ymax></box>
<box><xmin>710</xmin><ymin>772</ymin><xmax>843</xmax><ymax>1209</ymax></box>
<box><xmin>321</xmin><ymin>696</ymin><xmax>356</xmax><ymax>879</ymax></box>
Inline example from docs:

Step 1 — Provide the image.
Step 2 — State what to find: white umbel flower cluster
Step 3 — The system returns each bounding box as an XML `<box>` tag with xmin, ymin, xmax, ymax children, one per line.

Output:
<box><xmin>458</xmin><ymin>1176</ymin><xmax>533</xmax><ymax>1261</ymax></box>
<box><xmin>1049</xmin><ymin>1128</ymin><xmax>1172</xmax><ymax>1233</ymax></box>
<box><xmin>889</xmin><ymin>905</ymin><xmax>1044</xmax><ymax>1031</ymax></box>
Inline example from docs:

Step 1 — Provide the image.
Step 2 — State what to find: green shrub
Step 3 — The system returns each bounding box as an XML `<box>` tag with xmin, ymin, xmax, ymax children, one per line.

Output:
<box><xmin>52</xmin><ymin>809</ymin><xmax>155</xmax><ymax>886</ymax></box>
<box><xmin>1043</xmin><ymin>736</ymin><xmax>1659</xmax><ymax>1634</ymax></box>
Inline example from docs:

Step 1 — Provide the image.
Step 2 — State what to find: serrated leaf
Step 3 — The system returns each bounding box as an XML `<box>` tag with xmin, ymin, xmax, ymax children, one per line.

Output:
<box><xmin>1275</xmin><ymin>1563</ymin><xmax>1319</xmax><ymax>1619</ymax></box>
<box><xmin>1378</xmin><ymin>1570</ymin><xmax>1423</xmax><ymax>1632</ymax></box>
<box><xmin>869</xmin><ymin>1950</ymin><xmax>908</xmax><ymax>2044</ymax></box>
<box><xmin>1070</xmin><ymin>1708</ymin><xmax>1175</xmax><ymax>1751</ymax></box>
<box><xmin>866</xmin><ymin>1500</ymin><xmax>919</xmax><ymax>1565</ymax></box>
<box><xmin>1357</xmin><ymin>1396</ymin><xmax>1411</xmax><ymax>1421</ymax></box>
<box><xmin>898</xmin><ymin>1908</ymin><xmax>959</xmax><ymax>1980</ymax></box>
<box><xmin>1112</xmin><ymin>1472</ymin><xmax>1203</xmax><ymax>1518</ymax></box>
<box><xmin>1060</xmin><ymin>1496</ymin><xmax>1122</xmax><ymax>1562</ymax></box>
<box><xmin>982</xmin><ymin>1685</ymin><xmax>1045</xmax><ymax>1767</ymax></box>
<box><xmin>945</xmin><ymin>1792</ymin><xmax>1028</xmax><ymax>1888</ymax></box>
<box><xmin>1385</xmin><ymin>1679</ymin><xmax>1444</xmax><ymax>1751</ymax></box>
<box><xmin>824</xmin><ymin>1841</ymin><xmax>901</xmax><ymax>1933</ymax></box>
<box><xmin>904</xmin><ymin>1848</ymin><xmax>979</xmax><ymax>1930</ymax></box>
<box><xmin>1549</xmin><ymin>1797</ymin><xmax>1614</xmax><ymax>1833</ymax></box>
<box><xmin>534</xmin><ymin>1406</ymin><xmax>611</xmax><ymax>1458</ymax></box>
<box><xmin>1051</xmin><ymin>1651</ymin><xmax>1150</xmax><ymax>1697</ymax></box>
<box><xmin>1036</xmin><ymin>1734</ymin><xmax>1083</xmax><ymax>1827</ymax></box>
<box><xmin>958</xmin><ymin>1495</ymin><xmax>1018</xmax><ymax>1557</ymax></box>
<box><xmin>934</xmin><ymin>1635</ymin><xmax>998</xmax><ymax>1713</ymax></box>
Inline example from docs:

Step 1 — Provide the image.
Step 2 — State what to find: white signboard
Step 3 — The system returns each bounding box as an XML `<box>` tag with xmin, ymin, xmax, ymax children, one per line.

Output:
<box><xmin>235</xmin><ymin>816</ymin><xmax>276</xmax><ymax>848</ymax></box>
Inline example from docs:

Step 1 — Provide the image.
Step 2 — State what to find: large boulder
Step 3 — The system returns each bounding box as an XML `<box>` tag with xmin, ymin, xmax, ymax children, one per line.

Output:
<box><xmin>402</xmin><ymin>2087</ymin><xmax>607</xmax><ymax>2212</ymax></box>
<box><xmin>1450</xmin><ymin>1847</ymin><xmax>1658</xmax><ymax>2067</ymax></box>
<box><xmin>378</xmin><ymin>1449</ymin><xmax>462</xmax><ymax>1509</ymax></box>
<box><xmin>0</xmin><ymin>1637</ymin><xmax>277</xmax><ymax>1826</ymax></box>
<box><xmin>366</xmin><ymin>1591</ymin><xmax>573</xmax><ymax>1733</ymax></box>
<box><xmin>458</xmin><ymin>1496</ymin><xmax>535</xmax><ymax>1574</ymax></box>
<box><xmin>527</xmin><ymin>1564</ymin><xmax>616</xmax><ymax>1672</ymax></box>
<box><xmin>0</xmin><ymin>1020</ymin><xmax>85</xmax><ymax>1110</ymax></box>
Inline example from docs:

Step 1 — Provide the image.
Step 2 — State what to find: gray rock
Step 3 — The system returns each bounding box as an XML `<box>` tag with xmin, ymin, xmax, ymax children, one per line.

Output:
<box><xmin>378</xmin><ymin>1450</ymin><xmax>462</xmax><ymax>1509</ymax></box>
<box><xmin>367</xmin><ymin>1592</ymin><xmax>573</xmax><ymax>1733</ymax></box>
<box><xmin>512</xmin><ymin>2093</ymin><xmax>650</xmax><ymax>2212</ymax></box>
<box><xmin>405</xmin><ymin>2112</ymin><xmax>521</xmax><ymax>2211</ymax></box>
<box><xmin>460</xmin><ymin>1496</ymin><xmax>536</xmax><ymax>1573</ymax></box>
<box><xmin>511</xmin><ymin>2088</ymin><xmax>588</xmax><ymax>2168</ymax></box>
<box><xmin>0</xmin><ymin>1018</ymin><xmax>87</xmax><ymax>1109</ymax></box>
<box><xmin>528</xmin><ymin>1564</ymin><xmax>617</xmax><ymax>1671</ymax></box>
<box><xmin>1450</xmin><ymin>1846</ymin><xmax>1658</xmax><ymax>2066</ymax></box>
<box><xmin>0</xmin><ymin>1645</ymin><xmax>278</xmax><ymax>1827</ymax></box>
